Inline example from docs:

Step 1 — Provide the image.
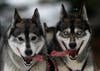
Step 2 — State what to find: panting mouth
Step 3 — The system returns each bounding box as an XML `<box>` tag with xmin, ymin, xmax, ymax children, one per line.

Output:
<box><xmin>69</xmin><ymin>41</ymin><xmax>84</xmax><ymax>60</ymax></box>
<box><xmin>62</xmin><ymin>40</ymin><xmax>84</xmax><ymax>60</ymax></box>
<box><xmin>68</xmin><ymin>49</ymin><xmax>78</xmax><ymax>60</ymax></box>
<box><xmin>23</xmin><ymin>55</ymin><xmax>44</xmax><ymax>66</ymax></box>
<box><xmin>17</xmin><ymin>48</ymin><xmax>43</xmax><ymax>66</ymax></box>
<box><xmin>23</xmin><ymin>56</ymin><xmax>34</xmax><ymax>66</ymax></box>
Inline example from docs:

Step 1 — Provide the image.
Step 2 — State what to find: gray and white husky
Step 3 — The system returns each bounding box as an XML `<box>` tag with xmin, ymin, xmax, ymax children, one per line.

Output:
<box><xmin>2</xmin><ymin>8</ymin><xmax>47</xmax><ymax>71</ymax></box>
<box><xmin>45</xmin><ymin>4</ymin><xmax>97</xmax><ymax>71</ymax></box>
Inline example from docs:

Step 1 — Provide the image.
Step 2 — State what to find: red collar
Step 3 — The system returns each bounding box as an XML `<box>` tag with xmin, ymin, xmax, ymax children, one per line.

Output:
<box><xmin>49</xmin><ymin>50</ymin><xmax>88</xmax><ymax>71</ymax></box>
<box><xmin>50</xmin><ymin>50</ymin><xmax>77</xmax><ymax>57</ymax></box>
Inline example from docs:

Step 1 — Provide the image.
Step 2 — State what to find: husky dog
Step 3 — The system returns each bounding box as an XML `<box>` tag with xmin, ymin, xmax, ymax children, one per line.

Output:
<box><xmin>2</xmin><ymin>8</ymin><xmax>48</xmax><ymax>71</ymax></box>
<box><xmin>46</xmin><ymin>4</ymin><xmax>96</xmax><ymax>71</ymax></box>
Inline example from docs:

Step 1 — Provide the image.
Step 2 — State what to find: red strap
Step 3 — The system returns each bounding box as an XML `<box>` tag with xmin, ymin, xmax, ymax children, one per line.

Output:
<box><xmin>33</xmin><ymin>55</ymin><xmax>44</xmax><ymax>62</ymax></box>
<box><xmin>50</xmin><ymin>50</ymin><xmax>77</xmax><ymax>57</ymax></box>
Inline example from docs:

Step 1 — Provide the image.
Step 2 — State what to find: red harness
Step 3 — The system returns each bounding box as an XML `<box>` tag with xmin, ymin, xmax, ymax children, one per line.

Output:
<box><xmin>17</xmin><ymin>47</ymin><xmax>79</xmax><ymax>71</ymax></box>
<box><xmin>26</xmin><ymin>50</ymin><xmax>74</xmax><ymax>62</ymax></box>
<box><xmin>47</xmin><ymin>50</ymin><xmax>75</xmax><ymax>71</ymax></box>
<box><xmin>25</xmin><ymin>50</ymin><xmax>89</xmax><ymax>71</ymax></box>
<box><xmin>50</xmin><ymin>50</ymin><xmax>77</xmax><ymax>57</ymax></box>
<box><xmin>49</xmin><ymin>50</ymin><xmax>89</xmax><ymax>71</ymax></box>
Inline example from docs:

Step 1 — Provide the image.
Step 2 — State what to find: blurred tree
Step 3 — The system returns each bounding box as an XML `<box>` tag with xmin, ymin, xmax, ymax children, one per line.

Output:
<box><xmin>67</xmin><ymin>0</ymin><xmax>96</xmax><ymax>18</ymax></box>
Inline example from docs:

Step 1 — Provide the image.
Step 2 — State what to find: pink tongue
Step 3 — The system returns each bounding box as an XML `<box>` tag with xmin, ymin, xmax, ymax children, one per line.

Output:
<box><xmin>68</xmin><ymin>50</ymin><xmax>77</xmax><ymax>57</ymax></box>
<box><xmin>50</xmin><ymin>50</ymin><xmax>77</xmax><ymax>57</ymax></box>
<box><xmin>34</xmin><ymin>55</ymin><xmax>43</xmax><ymax>62</ymax></box>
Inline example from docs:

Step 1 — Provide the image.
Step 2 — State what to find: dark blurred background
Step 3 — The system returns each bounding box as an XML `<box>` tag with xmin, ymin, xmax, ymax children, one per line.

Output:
<box><xmin>0</xmin><ymin>0</ymin><xmax>99</xmax><ymax>69</ymax></box>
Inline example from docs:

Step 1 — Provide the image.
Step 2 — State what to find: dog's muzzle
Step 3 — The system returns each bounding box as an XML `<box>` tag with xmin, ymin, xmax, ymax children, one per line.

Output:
<box><xmin>50</xmin><ymin>40</ymin><xmax>84</xmax><ymax>60</ymax></box>
<box><xmin>68</xmin><ymin>40</ymin><xmax>84</xmax><ymax>60</ymax></box>
<box><xmin>17</xmin><ymin>48</ymin><xmax>44</xmax><ymax>66</ymax></box>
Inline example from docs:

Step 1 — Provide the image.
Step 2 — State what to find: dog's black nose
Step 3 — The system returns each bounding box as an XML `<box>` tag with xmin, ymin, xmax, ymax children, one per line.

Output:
<box><xmin>69</xmin><ymin>42</ymin><xmax>77</xmax><ymax>49</ymax></box>
<box><xmin>25</xmin><ymin>49</ymin><xmax>33</xmax><ymax>56</ymax></box>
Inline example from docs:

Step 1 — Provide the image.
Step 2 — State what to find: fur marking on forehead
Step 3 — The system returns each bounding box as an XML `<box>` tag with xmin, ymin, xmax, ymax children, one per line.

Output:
<box><xmin>63</xmin><ymin>18</ymin><xmax>83</xmax><ymax>26</ymax></box>
<box><xmin>15</xmin><ymin>19</ymin><xmax>37</xmax><ymax>31</ymax></box>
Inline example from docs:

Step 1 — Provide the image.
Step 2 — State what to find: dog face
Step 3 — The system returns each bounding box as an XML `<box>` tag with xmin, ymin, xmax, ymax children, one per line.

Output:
<box><xmin>56</xmin><ymin>4</ymin><xmax>92</xmax><ymax>60</ymax></box>
<box><xmin>8</xmin><ymin>9</ymin><xmax>44</xmax><ymax>59</ymax></box>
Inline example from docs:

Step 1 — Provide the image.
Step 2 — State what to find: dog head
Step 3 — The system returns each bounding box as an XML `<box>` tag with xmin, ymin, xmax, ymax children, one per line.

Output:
<box><xmin>56</xmin><ymin>4</ymin><xmax>92</xmax><ymax>60</ymax></box>
<box><xmin>7</xmin><ymin>8</ymin><xmax>45</xmax><ymax>63</ymax></box>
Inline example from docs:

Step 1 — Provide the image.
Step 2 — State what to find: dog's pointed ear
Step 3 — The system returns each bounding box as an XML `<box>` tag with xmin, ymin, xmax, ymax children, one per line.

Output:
<box><xmin>80</xmin><ymin>5</ymin><xmax>88</xmax><ymax>21</ymax></box>
<box><xmin>32</xmin><ymin>8</ymin><xmax>40</xmax><ymax>23</ymax></box>
<box><xmin>61</xmin><ymin>4</ymin><xmax>68</xmax><ymax>18</ymax></box>
<box><xmin>43</xmin><ymin>22</ymin><xmax>48</xmax><ymax>37</ymax></box>
<box><xmin>14</xmin><ymin>8</ymin><xmax>22</xmax><ymax>22</ymax></box>
<box><xmin>44</xmin><ymin>22</ymin><xmax>48</xmax><ymax>31</ymax></box>
<box><xmin>78</xmin><ymin>2</ymin><xmax>84</xmax><ymax>17</ymax></box>
<box><xmin>78</xmin><ymin>2</ymin><xmax>88</xmax><ymax>21</ymax></box>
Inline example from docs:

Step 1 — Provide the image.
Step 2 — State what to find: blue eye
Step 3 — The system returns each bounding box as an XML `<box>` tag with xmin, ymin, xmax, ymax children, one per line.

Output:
<box><xmin>61</xmin><ymin>31</ymin><xmax>69</xmax><ymax>38</ymax></box>
<box><xmin>76</xmin><ymin>31</ymin><xmax>85</xmax><ymax>37</ymax></box>
<box><xmin>76</xmin><ymin>31</ymin><xmax>82</xmax><ymax>35</ymax></box>
<box><xmin>63</xmin><ymin>31</ymin><xmax>68</xmax><ymax>35</ymax></box>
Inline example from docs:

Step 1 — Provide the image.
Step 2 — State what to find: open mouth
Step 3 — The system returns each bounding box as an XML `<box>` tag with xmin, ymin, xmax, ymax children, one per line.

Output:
<box><xmin>61</xmin><ymin>41</ymin><xmax>77</xmax><ymax>59</ymax></box>
<box><xmin>62</xmin><ymin>40</ymin><xmax>84</xmax><ymax>60</ymax></box>
<box><xmin>23</xmin><ymin>55</ymin><xmax>44</xmax><ymax>66</ymax></box>
<box><xmin>50</xmin><ymin>40</ymin><xmax>84</xmax><ymax>60</ymax></box>
<box><xmin>16</xmin><ymin>48</ymin><xmax>33</xmax><ymax>66</ymax></box>
<box><xmin>68</xmin><ymin>50</ymin><xmax>77</xmax><ymax>60</ymax></box>
<box><xmin>69</xmin><ymin>41</ymin><xmax>84</xmax><ymax>60</ymax></box>
<box><xmin>17</xmin><ymin>48</ymin><xmax>43</xmax><ymax>66</ymax></box>
<box><xmin>23</xmin><ymin>56</ymin><xmax>34</xmax><ymax>66</ymax></box>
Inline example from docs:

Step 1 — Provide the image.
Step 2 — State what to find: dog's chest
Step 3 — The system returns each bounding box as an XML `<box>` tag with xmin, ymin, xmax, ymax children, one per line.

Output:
<box><xmin>67</xmin><ymin>60</ymin><xmax>85</xmax><ymax>70</ymax></box>
<box><xmin>55</xmin><ymin>56</ymin><xmax>95</xmax><ymax>71</ymax></box>
<box><xmin>56</xmin><ymin>62</ymin><xmax>83</xmax><ymax>71</ymax></box>
<box><xmin>4</xmin><ymin>63</ymin><xmax>17</xmax><ymax>71</ymax></box>
<box><xmin>54</xmin><ymin>58</ymin><xmax>85</xmax><ymax>71</ymax></box>
<box><xmin>4</xmin><ymin>61</ymin><xmax>47</xmax><ymax>71</ymax></box>
<box><xmin>31</xmin><ymin>61</ymin><xmax>47</xmax><ymax>71</ymax></box>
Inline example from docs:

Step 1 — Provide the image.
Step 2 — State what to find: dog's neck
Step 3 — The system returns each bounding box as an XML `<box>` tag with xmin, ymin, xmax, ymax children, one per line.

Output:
<box><xmin>62</xmin><ymin>47</ymin><xmax>95</xmax><ymax>71</ymax></box>
<box><xmin>63</xmin><ymin>56</ymin><xmax>88</xmax><ymax>71</ymax></box>
<box><xmin>53</xmin><ymin>45</ymin><xmax>90</xmax><ymax>71</ymax></box>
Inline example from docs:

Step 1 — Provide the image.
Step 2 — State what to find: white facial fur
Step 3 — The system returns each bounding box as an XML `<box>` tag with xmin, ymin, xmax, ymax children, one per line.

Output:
<box><xmin>8</xmin><ymin>33</ymin><xmax>45</xmax><ymax>57</ymax></box>
<box><xmin>56</xmin><ymin>28</ymin><xmax>91</xmax><ymax>56</ymax></box>
<box><xmin>76</xmin><ymin>30</ymin><xmax>91</xmax><ymax>55</ymax></box>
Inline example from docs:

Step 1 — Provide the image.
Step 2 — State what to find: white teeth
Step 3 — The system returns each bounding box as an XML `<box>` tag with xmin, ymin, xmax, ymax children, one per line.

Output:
<box><xmin>24</xmin><ymin>61</ymin><xmax>33</xmax><ymax>66</ymax></box>
<box><xmin>25</xmin><ymin>63</ymin><xmax>31</xmax><ymax>66</ymax></box>
<box><xmin>69</xmin><ymin>55</ymin><xmax>78</xmax><ymax>60</ymax></box>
